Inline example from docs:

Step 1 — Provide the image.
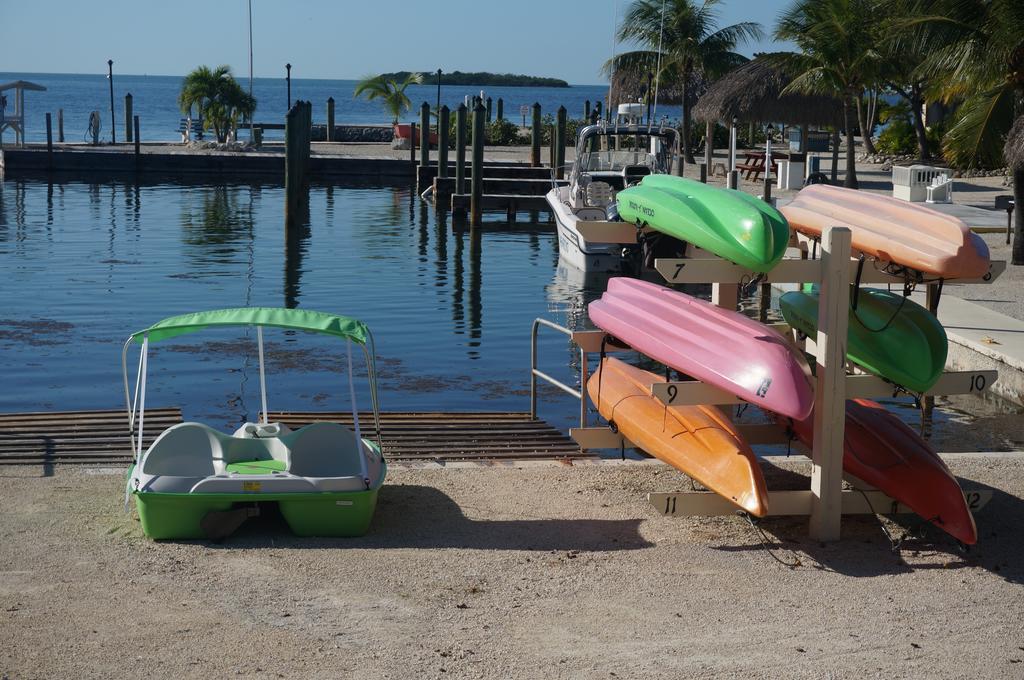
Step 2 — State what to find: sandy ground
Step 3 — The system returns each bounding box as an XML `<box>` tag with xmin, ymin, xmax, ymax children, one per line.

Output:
<box><xmin>2</xmin><ymin>456</ymin><xmax>1023</xmax><ymax>679</ymax></box>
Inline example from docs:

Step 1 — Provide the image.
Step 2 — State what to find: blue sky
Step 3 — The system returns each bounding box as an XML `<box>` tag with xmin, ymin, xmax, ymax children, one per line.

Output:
<box><xmin>1</xmin><ymin>0</ymin><xmax>792</xmax><ymax>84</ymax></box>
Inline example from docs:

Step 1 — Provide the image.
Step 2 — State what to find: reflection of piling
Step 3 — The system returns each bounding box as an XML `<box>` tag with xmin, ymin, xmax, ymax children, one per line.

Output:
<box><xmin>438</xmin><ymin>105</ymin><xmax>450</xmax><ymax>178</ymax></box>
<box><xmin>285</xmin><ymin>100</ymin><xmax>312</xmax><ymax>232</ymax></box>
<box><xmin>420</xmin><ymin>102</ymin><xmax>430</xmax><ymax>168</ymax></box>
<box><xmin>470</xmin><ymin>102</ymin><xmax>485</xmax><ymax>226</ymax></box>
<box><xmin>530</xmin><ymin>103</ymin><xmax>541</xmax><ymax>167</ymax></box>
<box><xmin>455</xmin><ymin>104</ymin><xmax>467</xmax><ymax>195</ymax></box>
<box><xmin>555</xmin><ymin>106</ymin><xmax>567</xmax><ymax>180</ymax></box>
<box><xmin>326</xmin><ymin>97</ymin><xmax>335</xmax><ymax>141</ymax></box>
<box><xmin>124</xmin><ymin>94</ymin><xmax>133</xmax><ymax>143</ymax></box>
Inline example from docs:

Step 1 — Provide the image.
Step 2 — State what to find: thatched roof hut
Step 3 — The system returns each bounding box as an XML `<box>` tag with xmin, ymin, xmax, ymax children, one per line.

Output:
<box><xmin>1004</xmin><ymin>115</ymin><xmax>1024</xmax><ymax>170</ymax></box>
<box><xmin>692</xmin><ymin>59</ymin><xmax>841</xmax><ymax>127</ymax></box>
<box><xmin>606</xmin><ymin>68</ymin><xmax>706</xmax><ymax>112</ymax></box>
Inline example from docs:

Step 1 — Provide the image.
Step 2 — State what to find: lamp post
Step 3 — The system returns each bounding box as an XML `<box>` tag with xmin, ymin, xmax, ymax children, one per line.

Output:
<box><xmin>286</xmin><ymin>63</ymin><xmax>292</xmax><ymax>109</ymax></box>
<box><xmin>436</xmin><ymin>69</ymin><xmax>442</xmax><ymax>118</ymax></box>
<box><xmin>107</xmin><ymin>59</ymin><xmax>115</xmax><ymax>144</ymax></box>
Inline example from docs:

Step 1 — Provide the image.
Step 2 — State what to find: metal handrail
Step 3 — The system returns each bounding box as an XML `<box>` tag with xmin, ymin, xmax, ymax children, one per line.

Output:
<box><xmin>530</xmin><ymin>318</ymin><xmax>588</xmax><ymax>428</ymax></box>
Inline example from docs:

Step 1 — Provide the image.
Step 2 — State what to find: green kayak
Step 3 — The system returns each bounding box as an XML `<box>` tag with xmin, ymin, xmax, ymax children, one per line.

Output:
<box><xmin>780</xmin><ymin>287</ymin><xmax>948</xmax><ymax>393</ymax></box>
<box><xmin>616</xmin><ymin>175</ymin><xmax>790</xmax><ymax>272</ymax></box>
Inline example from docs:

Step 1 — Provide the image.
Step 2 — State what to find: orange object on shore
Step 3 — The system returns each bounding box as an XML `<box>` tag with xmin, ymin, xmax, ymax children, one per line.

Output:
<box><xmin>587</xmin><ymin>357</ymin><xmax>768</xmax><ymax>517</ymax></box>
<box><xmin>780</xmin><ymin>184</ymin><xmax>990</xmax><ymax>279</ymax></box>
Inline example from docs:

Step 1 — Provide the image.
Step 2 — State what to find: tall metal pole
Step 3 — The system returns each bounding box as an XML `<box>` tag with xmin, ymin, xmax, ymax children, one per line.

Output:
<box><xmin>436</xmin><ymin>69</ymin><xmax>442</xmax><ymax>116</ymax></box>
<box><xmin>248</xmin><ymin>0</ymin><xmax>254</xmax><ymax>139</ymax></box>
<box><xmin>107</xmin><ymin>59</ymin><xmax>115</xmax><ymax>144</ymax></box>
<box><xmin>286</xmin><ymin>63</ymin><xmax>292</xmax><ymax>109</ymax></box>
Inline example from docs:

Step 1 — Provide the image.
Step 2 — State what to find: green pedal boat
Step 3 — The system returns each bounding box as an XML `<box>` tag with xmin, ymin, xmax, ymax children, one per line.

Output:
<box><xmin>780</xmin><ymin>287</ymin><xmax>948</xmax><ymax>393</ymax></box>
<box><xmin>123</xmin><ymin>308</ymin><xmax>387</xmax><ymax>540</ymax></box>
<box><xmin>615</xmin><ymin>174</ymin><xmax>790</xmax><ymax>272</ymax></box>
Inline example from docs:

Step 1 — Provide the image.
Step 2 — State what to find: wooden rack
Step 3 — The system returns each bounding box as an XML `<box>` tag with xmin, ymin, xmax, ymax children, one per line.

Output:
<box><xmin>552</xmin><ymin>226</ymin><xmax>1006</xmax><ymax>541</ymax></box>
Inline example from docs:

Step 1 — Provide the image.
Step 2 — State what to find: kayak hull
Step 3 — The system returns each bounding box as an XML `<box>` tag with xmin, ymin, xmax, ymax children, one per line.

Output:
<box><xmin>780</xmin><ymin>184</ymin><xmax>990</xmax><ymax>279</ymax></box>
<box><xmin>588</xmin><ymin>277</ymin><xmax>814</xmax><ymax>420</ymax></box>
<box><xmin>616</xmin><ymin>175</ymin><xmax>790</xmax><ymax>272</ymax></box>
<box><xmin>588</xmin><ymin>357</ymin><xmax>768</xmax><ymax>516</ymax></box>
<box><xmin>780</xmin><ymin>287</ymin><xmax>948</xmax><ymax>393</ymax></box>
<box><xmin>782</xmin><ymin>399</ymin><xmax>977</xmax><ymax>544</ymax></box>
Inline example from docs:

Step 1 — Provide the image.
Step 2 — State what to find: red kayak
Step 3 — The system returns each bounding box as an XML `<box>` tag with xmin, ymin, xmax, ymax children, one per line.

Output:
<box><xmin>783</xmin><ymin>399</ymin><xmax>977</xmax><ymax>544</ymax></box>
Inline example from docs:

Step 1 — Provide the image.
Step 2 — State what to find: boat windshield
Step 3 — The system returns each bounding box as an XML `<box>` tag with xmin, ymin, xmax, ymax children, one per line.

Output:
<box><xmin>577</xmin><ymin>149</ymin><xmax>663</xmax><ymax>173</ymax></box>
<box><xmin>570</xmin><ymin>125</ymin><xmax>678</xmax><ymax>183</ymax></box>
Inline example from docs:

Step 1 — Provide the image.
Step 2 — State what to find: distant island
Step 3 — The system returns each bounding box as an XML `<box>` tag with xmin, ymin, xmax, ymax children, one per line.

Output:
<box><xmin>381</xmin><ymin>71</ymin><xmax>570</xmax><ymax>88</ymax></box>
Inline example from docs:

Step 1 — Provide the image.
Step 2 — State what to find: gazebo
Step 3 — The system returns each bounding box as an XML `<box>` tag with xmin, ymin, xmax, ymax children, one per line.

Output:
<box><xmin>693</xmin><ymin>59</ymin><xmax>841</xmax><ymax>177</ymax></box>
<box><xmin>0</xmin><ymin>80</ymin><xmax>47</xmax><ymax>147</ymax></box>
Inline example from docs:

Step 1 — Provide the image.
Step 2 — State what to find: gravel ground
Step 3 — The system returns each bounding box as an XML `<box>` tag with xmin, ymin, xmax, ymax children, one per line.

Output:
<box><xmin>2</xmin><ymin>457</ymin><xmax>1023</xmax><ymax>679</ymax></box>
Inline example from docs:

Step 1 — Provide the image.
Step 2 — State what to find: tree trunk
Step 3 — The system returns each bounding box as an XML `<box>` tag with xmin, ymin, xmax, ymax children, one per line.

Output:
<box><xmin>843</xmin><ymin>97</ymin><xmax>858</xmax><ymax>189</ymax></box>
<box><xmin>1013</xmin><ymin>168</ymin><xmax>1024</xmax><ymax>265</ymax></box>
<box><xmin>856</xmin><ymin>93</ymin><xmax>877</xmax><ymax>155</ymax></box>
<box><xmin>681</xmin><ymin>71</ymin><xmax>695</xmax><ymax>165</ymax></box>
<box><xmin>910</xmin><ymin>83</ymin><xmax>930</xmax><ymax>161</ymax></box>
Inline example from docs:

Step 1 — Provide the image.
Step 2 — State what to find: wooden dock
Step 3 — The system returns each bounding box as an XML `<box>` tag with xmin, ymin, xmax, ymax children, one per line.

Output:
<box><xmin>450</xmin><ymin>194</ymin><xmax>552</xmax><ymax>221</ymax></box>
<box><xmin>0</xmin><ymin>409</ymin><xmax>589</xmax><ymax>466</ymax></box>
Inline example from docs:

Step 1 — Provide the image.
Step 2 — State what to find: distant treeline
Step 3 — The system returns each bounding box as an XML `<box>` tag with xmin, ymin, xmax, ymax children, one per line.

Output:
<box><xmin>382</xmin><ymin>71</ymin><xmax>570</xmax><ymax>88</ymax></box>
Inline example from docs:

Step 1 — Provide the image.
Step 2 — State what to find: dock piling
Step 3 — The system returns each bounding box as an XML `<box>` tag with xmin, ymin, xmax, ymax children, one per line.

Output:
<box><xmin>455</xmin><ymin>104</ymin><xmax>467</xmax><ymax>195</ymax></box>
<box><xmin>595</xmin><ymin>101</ymin><xmax>602</xmax><ymax>121</ymax></box>
<box><xmin>549</xmin><ymin>124</ymin><xmax>556</xmax><ymax>169</ymax></box>
<box><xmin>57</xmin><ymin>109</ymin><xmax>64</xmax><ymax>143</ymax></box>
<box><xmin>45</xmin><ymin>113</ymin><xmax>52</xmax><ymax>169</ymax></box>
<box><xmin>326</xmin><ymin>97</ymin><xmax>335</xmax><ymax>141</ymax></box>
<box><xmin>410</xmin><ymin>122</ymin><xmax>417</xmax><ymax>168</ymax></box>
<box><xmin>124</xmin><ymin>93</ymin><xmax>133</xmax><ymax>143</ymax></box>
<box><xmin>285</xmin><ymin>101</ymin><xmax>312</xmax><ymax>231</ymax></box>
<box><xmin>420</xmin><ymin>102</ymin><xmax>430</xmax><ymax>168</ymax></box>
<box><xmin>585</xmin><ymin>100</ymin><xmax>591</xmax><ymax>121</ymax></box>
<box><xmin>134</xmin><ymin>115</ymin><xmax>140</xmax><ymax>160</ymax></box>
<box><xmin>470</xmin><ymin>102</ymin><xmax>485</xmax><ymax>226</ymax></box>
<box><xmin>555</xmin><ymin>106</ymin><xmax>567</xmax><ymax>180</ymax></box>
<box><xmin>438</xmin><ymin>105</ymin><xmax>450</xmax><ymax>178</ymax></box>
<box><xmin>530</xmin><ymin>103</ymin><xmax>541</xmax><ymax>167</ymax></box>
<box><xmin>486</xmin><ymin>97</ymin><xmax>492</xmax><ymax>123</ymax></box>
<box><xmin>699</xmin><ymin>163</ymin><xmax>707</xmax><ymax>183</ymax></box>
<box><xmin>496</xmin><ymin>98</ymin><xmax>503</xmax><ymax>121</ymax></box>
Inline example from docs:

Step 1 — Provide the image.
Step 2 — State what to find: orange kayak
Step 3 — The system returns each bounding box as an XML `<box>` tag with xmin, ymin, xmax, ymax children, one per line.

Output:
<box><xmin>781</xmin><ymin>399</ymin><xmax>978</xmax><ymax>544</ymax></box>
<box><xmin>781</xmin><ymin>184</ymin><xmax>990</xmax><ymax>279</ymax></box>
<box><xmin>587</xmin><ymin>357</ymin><xmax>768</xmax><ymax>516</ymax></box>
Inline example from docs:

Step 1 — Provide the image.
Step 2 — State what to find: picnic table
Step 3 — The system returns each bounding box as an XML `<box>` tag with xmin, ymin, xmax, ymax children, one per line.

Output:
<box><xmin>736</xmin><ymin>150</ymin><xmax>789</xmax><ymax>181</ymax></box>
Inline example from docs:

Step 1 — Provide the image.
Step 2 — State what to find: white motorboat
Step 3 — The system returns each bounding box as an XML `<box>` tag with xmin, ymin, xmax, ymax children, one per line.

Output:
<box><xmin>545</xmin><ymin>123</ymin><xmax>679</xmax><ymax>272</ymax></box>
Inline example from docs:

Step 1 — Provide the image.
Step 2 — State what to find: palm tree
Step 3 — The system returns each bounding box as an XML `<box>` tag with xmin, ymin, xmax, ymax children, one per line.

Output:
<box><xmin>353</xmin><ymin>73</ymin><xmax>424</xmax><ymax>124</ymax></box>
<box><xmin>178</xmin><ymin>65</ymin><xmax>256</xmax><ymax>143</ymax></box>
<box><xmin>605</xmin><ymin>0</ymin><xmax>763</xmax><ymax>164</ymax></box>
<box><xmin>897</xmin><ymin>0</ymin><xmax>1024</xmax><ymax>169</ymax></box>
<box><xmin>770</xmin><ymin>0</ymin><xmax>880</xmax><ymax>189</ymax></box>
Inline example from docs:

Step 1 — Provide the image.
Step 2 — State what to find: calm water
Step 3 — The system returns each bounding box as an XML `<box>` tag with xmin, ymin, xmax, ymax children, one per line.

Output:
<box><xmin>0</xmin><ymin>177</ymin><xmax>1019</xmax><ymax>451</ymax></box>
<box><xmin>0</xmin><ymin>72</ymin><xmax>684</xmax><ymax>144</ymax></box>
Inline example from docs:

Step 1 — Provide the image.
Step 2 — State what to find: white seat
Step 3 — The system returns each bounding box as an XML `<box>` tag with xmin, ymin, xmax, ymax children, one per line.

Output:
<box><xmin>585</xmin><ymin>181</ymin><xmax>615</xmax><ymax>208</ymax></box>
<box><xmin>141</xmin><ymin>422</ymin><xmax>223</xmax><ymax>477</ymax></box>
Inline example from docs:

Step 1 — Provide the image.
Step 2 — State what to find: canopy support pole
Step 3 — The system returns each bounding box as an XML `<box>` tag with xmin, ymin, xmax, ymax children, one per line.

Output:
<box><xmin>257</xmin><ymin>326</ymin><xmax>269</xmax><ymax>424</ymax></box>
<box><xmin>136</xmin><ymin>336</ymin><xmax>149</xmax><ymax>462</ymax></box>
<box><xmin>347</xmin><ymin>339</ymin><xmax>370</xmax><ymax>486</ymax></box>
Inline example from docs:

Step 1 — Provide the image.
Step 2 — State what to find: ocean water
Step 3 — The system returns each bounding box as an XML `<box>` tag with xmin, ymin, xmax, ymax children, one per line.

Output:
<box><xmin>0</xmin><ymin>72</ymin><xmax>684</xmax><ymax>144</ymax></box>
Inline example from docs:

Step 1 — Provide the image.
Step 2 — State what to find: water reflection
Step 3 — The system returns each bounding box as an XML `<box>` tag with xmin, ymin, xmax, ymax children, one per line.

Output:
<box><xmin>284</xmin><ymin>191</ymin><xmax>310</xmax><ymax>309</ymax></box>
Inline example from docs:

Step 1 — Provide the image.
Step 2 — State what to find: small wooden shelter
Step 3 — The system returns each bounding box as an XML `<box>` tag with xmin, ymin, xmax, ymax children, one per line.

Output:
<box><xmin>0</xmin><ymin>80</ymin><xmax>47</xmax><ymax>147</ymax></box>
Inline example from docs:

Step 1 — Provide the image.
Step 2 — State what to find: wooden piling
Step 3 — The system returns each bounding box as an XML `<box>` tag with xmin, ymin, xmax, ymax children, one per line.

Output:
<box><xmin>410</xmin><ymin>122</ymin><xmax>417</xmax><ymax>168</ymax></box>
<box><xmin>124</xmin><ymin>93</ymin><xmax>133</xmax><ymax>143</ymax></box>
<box><xmin>455</xmin><ymin>104</ymin><xmax>467</xmax><ymax>195</ymax></box>
<box><xmin>496</xmin><ymin>98</ymin><xmax>503</xmax><ymax>121</ymax></box>
<box><xmin>595</xmin><ymin>101</ymin><xmax>602</xmax><ymax>120</ymax></box>
<box><xmin>530</xmin><ymin>103</ymin><xmax>541</xmax><ymax>167</ymax></box>
<box><xmin>704</xmin><ymin>121</ymin><xmax>713</xmax><ymax>172</ymax></box>
<box><xmin>45</xmin><ymin>113</ymin><xmax>52</xmax><ymax>169</ymax></box>
<box><xmin>549</xmin><ymin>124</ymin><xmax>556</xmax><ymax>169</ymax></box>
<box><xmin>438</xmin><ymin>105</ymin><xmax>450</xmax><ymax>178</ymax></box>
<box><xmin>57</xmin><ymin>108</ymin><xmax>64</xmax><ymax>143</ymax></box>
<box><xmin>555</xmin><ymin>106</ymin><xmax>567</xmax><ymax>180</ymax></box>
<box><xmin>584</xmin><ymin>100</ymin><xmax>591</xmax><ymax>120</ymax></box>
<box><xmin>420</xmin><ymin>102</ymin><xmax>430</xmax><ymax>168</ymax></box>
<box><xmin>133</xmin><ymin>115</ymin><xmax>140</xmax><ymax>161</ymax></box>
<box><xmin>470</xmin><ymin>102</ymin><xmax>485</xmax><ymax>226</ymax></box>
<box><xmin>699</xmin><ymin>163</ymin><xmax>707</xmax><ymax>183</ymax></box>
<box><xmin>285</xmin><ymin>101</ymin><xmax>312</xmax><ymax>232</ymax></box>
<box><xmin>486</xmin><ymin>97</ymin><xmax>492</xmax><ymax>123</ymax></box>
<box><xmin>326</xmin><ymin>97</ymin><xmax>335</xmax><ymax>141</ymax></box>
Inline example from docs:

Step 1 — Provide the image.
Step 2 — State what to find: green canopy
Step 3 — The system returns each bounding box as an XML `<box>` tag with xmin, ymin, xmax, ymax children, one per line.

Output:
<box><xmin>129</xmin><ymin>307</ymin><xmax>370</xmax><ymax>345</ymax></box>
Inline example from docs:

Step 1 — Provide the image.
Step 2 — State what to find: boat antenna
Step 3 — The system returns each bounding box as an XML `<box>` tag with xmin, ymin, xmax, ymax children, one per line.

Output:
<box><xmin>649</xmin><ymin>0</ymin><xmax>666</xmax><ymax>131</ymax></box>
<box><xmin>248</xmin><ymin>0</ymin><xmax>254</xmax><ymax>140</ymax></box>
<box><xmin>607</xmin><ymin>0</ymin><xmax>619</xmax><ymax>125</ymax></box>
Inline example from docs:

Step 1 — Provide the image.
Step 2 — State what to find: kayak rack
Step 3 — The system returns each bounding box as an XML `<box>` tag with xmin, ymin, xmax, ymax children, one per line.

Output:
<box><xmin>554</xmin><ymin>225</ymin><xmax>1007</xmax><ymax>542</ymax></box>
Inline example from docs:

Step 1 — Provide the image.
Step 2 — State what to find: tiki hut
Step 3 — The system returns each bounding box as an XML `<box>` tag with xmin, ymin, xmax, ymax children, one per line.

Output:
<box><xmin>692</xmin><ymin>58</ymin><xmax>841</xmax><ymax>127</ymax></box>
<box><xmin>606</xmin><ymin>68</ymin><xmax>707</xmax><ymax>114</ymax></box>
<box><xmin>1004</xmin><ymin>115</ymin><xmax>1024</xmax><ymax>170</ymax></box>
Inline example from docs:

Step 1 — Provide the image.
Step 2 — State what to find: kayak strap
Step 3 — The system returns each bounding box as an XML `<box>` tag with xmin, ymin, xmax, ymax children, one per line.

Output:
<box><xmin>852</xmin><ymin>254</ymin><xmax>866</xmax><ymax>310</ymax></box>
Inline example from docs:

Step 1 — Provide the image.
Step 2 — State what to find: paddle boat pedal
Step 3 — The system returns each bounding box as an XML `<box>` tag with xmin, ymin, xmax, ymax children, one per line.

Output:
<box><xmin>123</xmin><ymin>308</ymin><xmax>387</xmax><ymax>540</ymax></box>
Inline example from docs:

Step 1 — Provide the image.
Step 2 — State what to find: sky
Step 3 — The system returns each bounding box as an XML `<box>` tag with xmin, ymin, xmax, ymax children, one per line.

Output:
<box><xmin>0</xmin><ymin>0</ymin><xmax>793</xmax><ymax>84</ymax></box>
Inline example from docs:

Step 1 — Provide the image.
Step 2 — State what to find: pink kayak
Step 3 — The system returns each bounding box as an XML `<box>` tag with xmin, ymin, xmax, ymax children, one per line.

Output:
<box><xmin>588</xmin><ymin>278</ymin><xmax>814</xmax><ymax>420</ymax></box>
